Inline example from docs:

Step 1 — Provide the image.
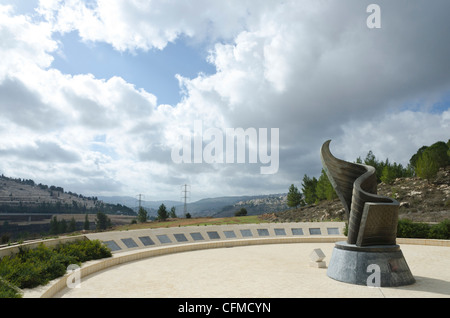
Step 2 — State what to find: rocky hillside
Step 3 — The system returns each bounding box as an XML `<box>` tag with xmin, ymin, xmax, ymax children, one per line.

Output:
<box><xmin>0</xmin><ymin>175</ymin><xmax>134</xmax><ymax>215</ymax></box>
<box><xmin>267</xmin><ymin>167</ymin><xmax>450</xmax><ymax>223</ymax></box>
<box><xmin>0</xmin><ymin>176</ymin><xmax>97</xmax><ymax>211</ymax></box>
<box><xmin>379</xmin><ymin>166</ymin><xmax>450</xmax><ymax>222</ymax></box>
<box><xmin>212</xmin><ymin>194</ymin><xmax>289</xmax><ymax>217</ymax></box>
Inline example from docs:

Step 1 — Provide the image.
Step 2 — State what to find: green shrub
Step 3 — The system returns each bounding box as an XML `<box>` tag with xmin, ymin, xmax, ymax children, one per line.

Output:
<box><xmin>234</xmin><ymin>208</ymin><xmax>248</xmax><ymax>217</ymax></box>
<box><xmin>56</xmin><ymin>239</ymin><xmax>111</xmax><ymax>262</ymax></box>
<box><xmin>429</xmin><ymin>220</ymin><xmax>450</xmax><ymax>239</ymax></box>
<box><xmin>0</xmin><ymin>254</ymin><xmax>42</xmax><ymax>289</ymax></box>
<box><xmin>0</xmin><ymin>244</ymin><xmax>78</xmax><ymax>289</ymax></box>
<box><xmin>343</xmin><ymin>222</ymin><xmax>348</xmax><ymax>236</ymax></box>
<box><xmin>0</xmin><ymin>278</ymin><xmax>22</xmax><ymax>298</ymax></box>
<box><xmin>397</xmin><ymin>219</ymin><xmax>450</xmax><ymax>239</ymax></box>
<box><xmin>0</xmin><ymin>239</ymin><xmax>111</xmax><ymax>295</ymax></box>
<box><xmin>397</xmin><ymin>219</ymin><xmax>430</xmax><ymax>238</ymax></box>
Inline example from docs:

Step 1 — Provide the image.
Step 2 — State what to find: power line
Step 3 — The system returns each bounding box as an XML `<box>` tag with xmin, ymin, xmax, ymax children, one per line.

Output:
<box><xmin>136</xmin><ymin>194</ymin><xmax>144</xmax><ymax>210</ymax></box>
<box><xmin>181</xmin><ymin>184</ymin><xmax>190</xmax><ymax>217</ymax></box>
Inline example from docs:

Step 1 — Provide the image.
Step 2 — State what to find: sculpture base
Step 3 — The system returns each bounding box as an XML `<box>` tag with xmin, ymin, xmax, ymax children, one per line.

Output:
<box><xmin>327</xmin><ymin>241</ymin><xmax>415</xmax><ymax>287</ymax></box>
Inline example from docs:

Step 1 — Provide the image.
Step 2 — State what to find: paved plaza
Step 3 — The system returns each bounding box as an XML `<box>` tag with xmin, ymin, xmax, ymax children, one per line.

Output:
<box><xmin>52</xmin><ymin>242</ymin><xmax>450</xmax><ymax>298</ymax></box>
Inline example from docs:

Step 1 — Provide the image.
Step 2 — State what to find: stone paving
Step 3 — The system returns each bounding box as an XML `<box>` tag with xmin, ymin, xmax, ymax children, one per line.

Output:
<box><xmin>19</xmin><ymin>222</ymin><xmax>450</xmax><ymax>298</ymax></box>
<box><xmin>51</xmin><ymin>242</ymin><xmax>450</xmax><ymax>298</ymax></box>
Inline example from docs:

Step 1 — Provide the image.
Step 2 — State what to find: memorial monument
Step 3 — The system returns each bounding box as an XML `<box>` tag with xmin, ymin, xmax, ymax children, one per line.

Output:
<box><xmin>321</xmin><ymin>140</ymin><xmax>415</xmax><ymax>287</ymax></box>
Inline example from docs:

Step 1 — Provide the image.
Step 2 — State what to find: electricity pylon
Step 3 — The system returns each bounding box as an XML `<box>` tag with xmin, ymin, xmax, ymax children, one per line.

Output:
<box><xmin>136</xmin><ymin>194</ymin><xmax>144</xmax><ymax>211</ymax></box>
<box><xmin>181</xmin><ymin>184</ymin><xmax>190</xmax><ymax>217</ymax></box>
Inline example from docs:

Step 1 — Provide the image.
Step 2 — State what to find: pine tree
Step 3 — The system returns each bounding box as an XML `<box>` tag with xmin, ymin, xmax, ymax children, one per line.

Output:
<box><xmin>410</xmin><ymin>141</ymin><xmax>450</xmax><ymax>175</ymax></box>
<box><xmin>287</xmin><ymin>184</ymin><xmax>303</xmax><ymax>208</ymax></box>
<box><xmin>157</xmin><ymin>204</ymin><xmax>169</xmax><ymax>221</ymax></box>
<box><xmin>137</xmin><ymin>207</ymin><xmax>148</xmax><ymax>223</ymax></box>
<box><xmin>380</xmin><ymin>165</ymin><xmax>396</xmax><ymax>184</ymax></box>
<box><xmin>96</xmin><ymin>211</ymin><xmax>110</xmax><ymax>230</ymax></box>
<box><xmin>83</xmin><ymin>213</ymin><xmax>90</xmax><ymax>231</ymax></box>
<box><xmin>416</xmin><ymin>151</ymin><xmax>439</xmax><ymax>182</ymax></box>
<box><xmin>50</xmin><ymin>216</ymin><xmax>59</xmax><ymax>235</ymax></box>
<box><xmin>83</xmin><ymin>214</ymin><xmax>90</xmax><ymax>231</ymax></box>
<box><xmin>68</xmin><ymin>217</ymin><xmax>77</xmax><ymax>232</ymax></box>
<box><xmin>364</xmin><ymin>150</ymin><xmax>383</xmax><ymax>182</ymax></box>
<box><xmin>302</xmin><ymin>174</ymin><xmax>318</xmax><ymax>204</ymax></box>
<box><xmin>58</xmin><ymin>219</ymin><xmax>67</xmax><ymax>234</ymax></box>
<box><xmin>169</xmin><ymin>206</ymin><xmax>177</xmax><ymax>218</ymax></box>
<box><xmin>316</xmin><ymin>169</ymin><xmax>337</xmax><ymax>201</ymax></box>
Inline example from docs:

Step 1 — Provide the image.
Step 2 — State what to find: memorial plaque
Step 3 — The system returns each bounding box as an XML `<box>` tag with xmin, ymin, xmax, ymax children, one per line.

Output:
<box><xmin>121</xmin><ymin>238</ymin><xmax>138</xmax><ymax>248</ymax></box>
<box><xmin>291</xmin><ymin>228</ymin><xmax>304</xmax><ymax>235</ymax></box>
<box><xmin>103</xmin><ymin>240</ymin><xmax>121</xmax><ymax>251</ymax></box>
<box><xmin>257</xmin><ymin>229</ymin><xmax>270</xmax><ymax>236</ymax></box>
<box><xmin>190</xmin><ymin>232</ymin><xmax>204</xmax><ymax>241</ymax></box>
<box><xmin>157</xmin><ymin>234</ymin><xmax>172</xmax><ymax>244</ymax></box>
<box><xmin>327</xmin><ymin>227</ymin><xmax>340</xmax><ymax>235</ymax></box>
<box><xmin>174</xmin><ymin>233</ymin><xmax>188</xmax><ymax>242</ymax></box>
<box><xmin>274</xmin><ymin>228</ymin><xmax>286</xmax><ymax>236</ymax></box>
<box><xmin>240</xmin><ymin>229</ymin><xmax>253</xmax><ymax>237</ymax></box>
<box><xmin>207</xmin><ymin>231</ymin><xmax>220</xmax><ymax>239</ymax></box>
<box><xmin>309</xmin><ymin>228</ymin><xmax>321</xmax><ymax>235</ymax></box>
<box><xmin>223</xmin><ymin>230</ymin><xmax>236</xmax><ymax>238</ymax></box>
<box><xmin>139</xmin><ymin>236</ymin><xmax>155</xmax><ymax>246</ymax></box>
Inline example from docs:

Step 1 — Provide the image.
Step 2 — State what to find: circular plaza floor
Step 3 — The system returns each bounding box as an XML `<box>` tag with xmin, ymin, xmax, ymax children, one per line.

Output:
<box><xmin>52</xmin><ymin>242</ymin><xmax>450</xmax><ymax>298</ymax></box>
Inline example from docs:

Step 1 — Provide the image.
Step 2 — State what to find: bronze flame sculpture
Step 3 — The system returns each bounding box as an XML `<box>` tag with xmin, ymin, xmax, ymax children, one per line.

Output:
<box><xmin>321</xmin><ymin>140</ymin><xmax>399</xmax><ymax>246</ymax></box>
<box><xmin>321</xmin><ymin>140</ymin><xmax>415</xmax><ymax>286</ymax></box>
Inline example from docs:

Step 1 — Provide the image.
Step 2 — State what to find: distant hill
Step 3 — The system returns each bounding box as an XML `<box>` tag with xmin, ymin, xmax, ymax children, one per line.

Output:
<box><xmin>209</xmin><ymin>194</ymin><xmax>289</xmax><ymax>217</ymax></box>
<box><xmin>0</xmin><ymin>174</ymin><xmax>288</xmax><ymax>219</ymax></box>
<box><xmin>98</xmin><ymin>195</ymin><xmax>182</xmax><ymax>217</ymax></box>
<box><xmin>0</xmin><ymin>175</ymin><xmax>134</xmax><ymax>215</ymax></box>
<box><xmin>99</xmin><ymin>194</ymin><xmax>289</xmax><ymax>218</ymax></box>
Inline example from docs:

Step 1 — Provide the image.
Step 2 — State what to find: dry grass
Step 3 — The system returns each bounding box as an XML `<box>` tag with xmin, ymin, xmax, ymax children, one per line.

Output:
<box><xmin>113</xmin><ymin>215</ymin><xmax>271</xmax><ymax>231</ymax></box>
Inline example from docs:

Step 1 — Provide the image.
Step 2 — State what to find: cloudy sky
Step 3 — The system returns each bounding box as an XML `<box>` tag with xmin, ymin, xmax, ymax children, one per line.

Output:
<box><xmin>0</xmin><ymin>0</ymin><xmax>449</xmax><ymax>202</ymax></box>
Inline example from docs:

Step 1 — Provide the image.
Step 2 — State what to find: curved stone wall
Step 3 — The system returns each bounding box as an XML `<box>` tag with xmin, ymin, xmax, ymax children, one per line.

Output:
<box><xmin>0</xmin><ymin>236</ymin><xmax>87</xmax><ymax>259</ymax></box>
<box><xmin>85</xmin><ymin>222</ymin><xmax>345</xmax><ymax>253</ymax></box>
<box><xmin>17</xmin><ymin>222</ymin><xmax>450</xmax><ymax>298</ymax></box>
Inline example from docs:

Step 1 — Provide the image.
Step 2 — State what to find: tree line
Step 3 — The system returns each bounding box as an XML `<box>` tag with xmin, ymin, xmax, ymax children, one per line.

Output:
<box><xmin>410</xmin><ymin>140</ymin><xmax>450</xmax><ymax>182</ymax></box>
<box><xmin>287</xmin><ymin>140</ymin><xmax>449</xmax><ymax>208</ymax></box>
<box><xmin>0</xmin><ymin>199</ymin><xmax>134</xmax><ymax>215</ymax></box>
<box><xmin>48</xmin><ymin>211</ymin><xmax>113</xmax><ymax>234</ymax></box>
<box><xmin>136</xmin><ymin>204</ymin><xmax>178</xmax><ymax>223</ymax></box>
<box><xmin>287</xmin><ymin>169</ymin><xmax>338</xmax><ymax>208</ymax></box>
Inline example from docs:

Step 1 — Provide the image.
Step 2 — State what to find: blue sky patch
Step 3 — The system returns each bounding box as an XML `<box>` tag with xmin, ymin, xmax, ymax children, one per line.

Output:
<box><xmin>51</xmin><ymin>32</ymin><xmax>216</xmax><ymax>106</ymax></box>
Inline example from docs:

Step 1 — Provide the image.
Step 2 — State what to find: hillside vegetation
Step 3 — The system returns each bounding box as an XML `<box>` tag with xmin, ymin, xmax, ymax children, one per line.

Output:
<box><xmin>275</xmin><ymin>140</ymin><xmax>450</xmax><ymax>224</ymax></box>
<box><xmin>272</xmin><ymin>166</ymin><xmax>450</xmax><ymax>223</ymax></box>
<box><xmin>0</xmin><ymin>175</ymin><xmax>133</xmax><ymax>215</ymax></box>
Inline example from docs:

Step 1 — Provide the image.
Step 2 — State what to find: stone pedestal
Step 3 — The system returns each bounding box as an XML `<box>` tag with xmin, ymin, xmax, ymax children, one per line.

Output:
<box><xmin>309</xmin><ymin>248</ymin><xmax>327</xmax><ymax>268</ymax></box>
<box><xmin>327</xmin><ymin>241</ymin><xmax>415</xmax><ymax>287</ymax></box>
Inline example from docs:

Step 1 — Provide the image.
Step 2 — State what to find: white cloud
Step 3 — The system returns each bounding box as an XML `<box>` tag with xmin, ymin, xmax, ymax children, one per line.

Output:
<box><xmin>0</xmin><ymin>1</ymin><xmax>449</xmax><ymax>201</ymax></box>
<box><xmin>38</xmin><ymin>0</ymin><xmax>268</xmax><ymax>52</ymax></box>
<box><xmin>0</xmin><ymin>5</ymin><xmax>56</xmax><ymax>75</ymax></box>
<box><xmin>336</xmin><ymin>110</ymin><xmax>450</xmax><ymax>166</ymax></box>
